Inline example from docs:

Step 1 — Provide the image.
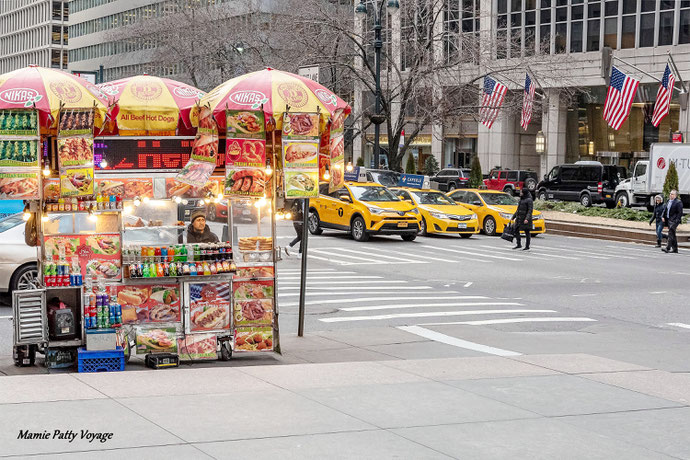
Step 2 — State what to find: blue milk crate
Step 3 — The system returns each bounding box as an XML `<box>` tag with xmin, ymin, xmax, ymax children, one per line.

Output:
<box><xmin>77</xmin><ymin>347</ymin><xmax>125</xmax><ymax>373</ymax></box>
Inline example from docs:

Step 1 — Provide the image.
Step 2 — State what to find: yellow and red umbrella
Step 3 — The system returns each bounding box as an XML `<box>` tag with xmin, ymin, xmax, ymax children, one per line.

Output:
<box><xmin>192</xmin><ymin>68</ymin><xmax>351</xmax><ymax>132</ymax></box>
<box><xmin>98</xmin><ymin>75</ymin><xmax>204</xmax><ymax>135</ymax></box>
<box><xmin>0</xmin><ymin>65</ymin><xmax>110</xmax><ymax>132</ymax></box>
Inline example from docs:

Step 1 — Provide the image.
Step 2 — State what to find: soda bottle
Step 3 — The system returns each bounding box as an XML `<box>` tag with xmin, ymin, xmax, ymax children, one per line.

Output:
<box><xmin>190</xmin><ymin>263</ymin><xmax>197</xmax><ymax>276</ymax></box>
<box><xmin>168</xmin><ymin>246</ymin><xmax>174</xmax><ymax>262</ymax></box>
<box><xmin>142</xmin><ymin>263</ymin><xmax>150</xmax><ymax>278</ymax></box>
<box><xmin>210</xmin><ymin>261</ymin><xmax>217</xmax><ymax>275</ymax></box>
<box><xmin>163</xmin><ymin>262</ymin><xmax>169</xmax><ymax>277</ymax></box>
<box><xmin>161</xmin><ymin>246</ymin><xmax>168</xmax><ymax>261</ymax></box>
<box><xmin>155</xmin><ymin>262</ymin><xmax>163</xmax><ymax>277</ymax></box>
<box><xmin>154</xmin><ymin>246</ymin><xmax>162</xmax><ymax>262</ymax></box>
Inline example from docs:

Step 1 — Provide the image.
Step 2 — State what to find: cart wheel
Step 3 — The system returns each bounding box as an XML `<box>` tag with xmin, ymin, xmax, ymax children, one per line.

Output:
<box><xmin>219</xmin><ymin>340</ymin><xmax>232</xmax><ymax>361</ymax></box>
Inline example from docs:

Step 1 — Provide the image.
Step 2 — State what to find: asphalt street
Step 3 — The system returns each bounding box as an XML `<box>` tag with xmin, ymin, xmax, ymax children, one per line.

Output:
<box><xmin>1</xmin><ymin>221</ymin><xmax>689</xmax><ymax>371</ymax></box>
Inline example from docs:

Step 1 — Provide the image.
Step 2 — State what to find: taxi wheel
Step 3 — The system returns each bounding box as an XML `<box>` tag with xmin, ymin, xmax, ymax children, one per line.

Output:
<box><xmin>351</xmin><ymin>216</ymin><xmax>369</xmax><ymax>242</ymax></box>
<box><xmin>419</xmin><ymin>218</ymin><xmax>429</xmax><ymax>236</ymax></box>
<box><xmin>483</xmin><ymin>216</ymin><xmax>497</xmax><ymax>236</ymax></box>
<box><xmin>308</xmin><ymin>211</ymin><xmax>323</xmax><ymax>235</ymax></box>
<box><xmin>401</xmin><ymin>233</ymin><xmax>417</xmax><ymax>241</ymax></box>
<box><xmin>460</xmin><ymin>234</ymin><xmax>472</xmax><ymax>239</ymax></box>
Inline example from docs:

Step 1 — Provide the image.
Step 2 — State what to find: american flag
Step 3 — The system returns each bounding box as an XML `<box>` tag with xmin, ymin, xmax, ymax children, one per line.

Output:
<box><xmin>652</xmin><ymin>63</ymin><xmax>676</xmax><ymax>127</ymax></box>
<box><xmin>479</xmin><ymin>76</ymin><xmax>508</xmax><ymax>129</ymax></box>
<box><xmin>603</xmin><ymin>66</ymin><xmax>640</xmax><ymax>130</ymax></box>
<box><xmin>520</xmin><ymin>73</ymin><xmax>536</xmax><ymax>130</ymax></box>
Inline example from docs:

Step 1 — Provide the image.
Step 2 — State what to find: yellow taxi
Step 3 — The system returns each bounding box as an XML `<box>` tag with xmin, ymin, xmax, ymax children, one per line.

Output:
<box><xmin>308</xmin><ymin>182</ymin><xmax>421</xmax><ymax>242</ymax></box>
<box><xmin>446</xmin><ymin>189</ymin><xmax>546</xmax><ymax>236</ymax></box>
<box><xmin>389</xmin><ymin>187</ymin><xmax>479</xmax><ymax>238</ymax></box>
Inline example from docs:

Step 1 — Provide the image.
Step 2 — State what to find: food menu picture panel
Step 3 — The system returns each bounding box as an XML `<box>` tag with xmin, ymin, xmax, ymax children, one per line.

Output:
<box><xmin>58</xmin><ymin>108</ymin><xmax>95</xmax><ymax>198</ymax></box>
<box><xmin>97</xmin><ymin>177</ymin><xmax>154</xmax><ymax>199</ymax></box>
<box><xmin>178</xmin><ymin>333</ymin><xmax>217</xmax><ymax>360</ymax></box>
<box><xmin>328</xmin><ymin>112</ymin><xmax>345</xmax><ymax>193</ymax></box>
<box><xmin>233</xmin><ymin>279</ymin><xmax>274</xmax><ymax>327</ymax></box>
<box><xmin>0</xmin><ymin>110</ymin><xmax>39</xmax><ymax>137</ymax></box>
<box><xmin>225</xmin><ymin>168</ymin><xmax>266</xmax><ymax>197</ymax></box>
<box><xmin>0</xmin><ymin>109</ymin><xmax>40</xmax><ymax>200</ymax></box>
<box><xmin>117</xmin><ymin>284</ymin><xmax>181</xmax><ymax>324</ymax></box>
<box><xmin>60</xmin><ymin>168</ymin><xmax>94</xmax><ymax>197</ymax></box>
<box><xmin>57</xmin><ymin>137</ymin><xmax>94</xmax><ymax>168</ymax></box>
<box><xmin>235</xmin><ymin>327</ymin><xmax>273</xmax><ymax>352</ymax></box>
<box><xmin>177</xmin><ymin>107</ymin><xmax>218</xmax><ymax>188</ymax></box>
<box><xmin>185</xmin><ymin>282</ymin><xmax>232</xmax><ymax>334</ymax></box>
<box><xmin>135</xmin><ymin>326</ymin><xmax>178</xmax><ymax>354</ymax></box>
<box><xmin>43</xmin><ymin>234</ymin><xmax>122</xmax><ymax>280</ymax></box>
<box><xmin>166</xmin><ymin>176</ymin><xmax>223</xmax><ymax>199</ymax></box>
<box><xmin>225</xmin><ymin>138</ymin><xmax>266</xmax><ymax>168</ymax></box>
<box><xmin>282</xmin><ymin>112</ymin><xmax>319</xmax><ymax>198</ymax></box>
<box><xmin>58</xmin><ymin>109</ymin><xmax>95</xmax><ymax>137</ymax></box>
<box><xmin>226</xmin><ymin>110</ymin><xmax>265</xmax><ymax>140</ymax></box>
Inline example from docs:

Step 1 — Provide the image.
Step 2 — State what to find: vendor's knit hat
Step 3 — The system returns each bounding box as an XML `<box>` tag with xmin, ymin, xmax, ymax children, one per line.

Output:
<box><xmin>190</xmin><ymin>209</ymin><xmax>207</xmax><ymax>223</ymax></box>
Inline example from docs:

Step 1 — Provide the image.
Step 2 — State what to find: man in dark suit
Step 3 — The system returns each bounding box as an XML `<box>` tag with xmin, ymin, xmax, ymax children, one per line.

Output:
<box><xmin>662</xmin><ymin>190</ymin><xmax>683</xmax><ymax>254</ymax></box>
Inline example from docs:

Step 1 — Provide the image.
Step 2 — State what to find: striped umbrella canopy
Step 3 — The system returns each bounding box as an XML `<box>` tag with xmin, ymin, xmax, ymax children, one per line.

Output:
<box><xmin>0</xmin><ymin>65</ymin><xmax>110</xmax><ymax>132</ymax></box>
<box><xmin>98</xmin><ymin>75</ymin><xmax>205</xmax><ymax>135</ymax></box>
<box><xmin>191</xmin><ymin>68</ymin><xmax>351</xmax><ymax>132</ymax></box>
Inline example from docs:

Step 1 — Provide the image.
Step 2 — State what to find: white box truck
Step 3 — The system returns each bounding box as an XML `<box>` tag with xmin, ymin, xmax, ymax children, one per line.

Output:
<box><xmin>614</xmin><ymin>143</ymin><xmax>690</xmax><ymax>210</ymax></box>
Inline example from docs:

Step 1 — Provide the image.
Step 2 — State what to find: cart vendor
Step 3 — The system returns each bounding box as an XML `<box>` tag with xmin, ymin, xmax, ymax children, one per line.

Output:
<box><xmin>187</xmin><ymin>210</ymin><xmax>219</xmax><ymax>243</ymax></box>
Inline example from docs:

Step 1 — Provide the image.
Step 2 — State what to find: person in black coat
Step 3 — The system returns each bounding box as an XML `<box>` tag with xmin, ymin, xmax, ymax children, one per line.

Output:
<box><xmin>648</xmin><ymin>194</ymin><xmax>665</xmax><ymax>247</ymax></box>
<box><xmin>285</xmin><ymin>199</ymin><xmax>305</xmax><ymax>257</ymax></box>
<box><xmin>187</xmin><ymin>210</ymin><xmax>219</xmax><ymax>243</ymax></box>
<box><xmin>662</xmin><ymin>190</ymin><xmax>683</xmax><ymax>253</ymax></box>
<box><xmin>512</xmin><ymin>188</ymin><xmax>534</xmax><ymax>250</ymax></box>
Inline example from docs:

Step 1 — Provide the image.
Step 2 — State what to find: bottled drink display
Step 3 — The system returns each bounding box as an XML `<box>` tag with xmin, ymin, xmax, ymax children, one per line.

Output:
<box><xmin>83</xmin><ymin>279</ymin><xmax>121</xmax><ymax>329</ymax></box>
<box><xmin>44</xmin><ymin>192</ymin><xmax>123</xmax><ymax>213</ymax></box>
<box><xmin>43</xmin><ymin>257</ymin><xmax>83</xmax><ymax>287</ymax></box>
<box><xmin>123</xmin><ymin>242</ymin><xmax>235</xmax><ymax>278</ymax></box>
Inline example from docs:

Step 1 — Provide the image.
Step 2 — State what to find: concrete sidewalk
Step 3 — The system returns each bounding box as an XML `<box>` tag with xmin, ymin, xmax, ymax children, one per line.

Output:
<box><xmin>1</xmin><ymin>339</ymin><xmax>690</xmax><ymax>459</ymax></box>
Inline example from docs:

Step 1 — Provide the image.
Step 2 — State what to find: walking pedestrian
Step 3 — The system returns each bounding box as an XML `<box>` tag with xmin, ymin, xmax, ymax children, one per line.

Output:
<box><xmin>512</xmin><ymin>188</ymin><xmax>534</xmax><ymax>250</ymax></box>
<box><xmin>285</xmin><ymin>199</ymin><xmax>304</xmax><ymax>257</ymax></box>
<box><xmin>662</xmin><ymin>190</ymin><xmax>683</xmax><ymax>254</ymax></box>
<box><xmin>649</xmin><ymin>194</ymin><xmax>666</xmax><ymax>247</ymax></box>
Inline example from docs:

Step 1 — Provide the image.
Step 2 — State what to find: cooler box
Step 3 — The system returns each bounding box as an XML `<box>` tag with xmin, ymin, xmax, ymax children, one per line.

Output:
<box><xmin>85</xmin><ymin>328</ymin><xmax>117</xmax><ymax>351</ymax></box>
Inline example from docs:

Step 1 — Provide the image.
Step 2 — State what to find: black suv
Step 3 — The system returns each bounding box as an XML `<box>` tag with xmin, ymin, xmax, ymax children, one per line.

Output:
<box><xmin>431</xmin><ymin>168</ymin><xmax>470</xmax><ymax>191</ymax></box>
<box><xmin>536</xmin><ymin>161</ymin><xmax>628</xmax><ymax>208</ymax></box>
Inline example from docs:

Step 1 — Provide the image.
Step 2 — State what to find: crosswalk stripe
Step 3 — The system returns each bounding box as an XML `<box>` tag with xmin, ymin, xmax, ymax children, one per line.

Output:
<box><xmin>419</xmin><ymin>244</ymin><xmax>523</xmax><ymax>261</ymax></box>
<box><xmin>280</xmin><ymin>286</ymin><xmax>434</xmax><ymax>291</ymax></box>
<box><xmin>319</xmin><ymin>309</ymin><xmax>556</xmax><ymax>323</ymax></box>
<box><xmin>279</xmin><ymin>291</ymin><xmax>464</xmax><ymax>307</ymax></box>
<box><xmin>278</xmin><ymin>275</ymin><xmax>383</xmax><ymax>280</ymax></box>
<box><xmin>667</xmin><ymin>323</ymin><xmax>690</xmax><ymax>330</ymax></box>
<box><xmin>398</xmin><ymin>326</ymin><xmax>521</xmax><ymax>357</ymax></box>
<box><xmin>309</xmin><ymin>249</ymin><xmax>391</xmax><ymax>264</ymax></box>
<box><xmin>340</xmin><ymin>301</ymin><xmax>522</xmax><ymax>312</ymax></box>
<box><xmin>320</xmin><ymin>246</ymin><xmax>428</xmax><ymax>264</ymax></box>
<box><xmin>419</xmin><ymin>317</ymin><xmax>597</xmax><ymax>326</ymax></box>
<box><xmin>306</xmin><ymin>253</ymin><xmax>341</xmax><ymax>263</ymax></box>
<box><xmin>533</xmin><ymin>246</ymin><xmax>616</xmax><ymax>260</ymax></box>
<box><xmin>279</xmin><ymin>269</ymin><xmax>343</xmax><ymax>274</ymax></box>
<box><xmin>476</xmin><ymin>245</ymin><xmax>566</xmax><ymax>260</ymax></box>
<box><xmin>390</xmin><ymin>247</ymin><xmax>493</xmax><ymax>264</ymax></box>
<box><xmin>278</xmin><ymin>280</ymin><xmax>408</xmax><ymax>285</ymax></box>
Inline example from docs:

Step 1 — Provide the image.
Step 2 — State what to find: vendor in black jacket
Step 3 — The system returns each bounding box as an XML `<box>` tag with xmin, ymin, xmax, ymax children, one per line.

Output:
<box><xmin>187</xmin><ymin>210</ymin><xmax>219</xmax><ymax>244</ymax></box>
<box><xmin>648</xmin><ymin>195</ymin><xmax>665</xmax><ymax>247</ymax></box>
<box><xmin>662</xmin><ymin>190</ymin><xmax>683</xmax><ymax>254</ymax></box>
<box><xmin>511</xmin><ymin>188</ymin><xmax>533</xmax><ymax>250</ymax></box>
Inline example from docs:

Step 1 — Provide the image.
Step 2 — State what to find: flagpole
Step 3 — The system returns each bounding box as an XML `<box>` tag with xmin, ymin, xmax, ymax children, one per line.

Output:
<box><xmin>612</xmin><ymin>56</ymin><xmax>662</xmax><ymax>84</ymax></box>
<box><xmin>526</xmin><ymin>67</ymin><xmax>547</xmax><ymax>100</ymax></box>
<box><xmin>667</xmin><ymin>52</ymin><xmax>688</xmax><ymax>94</ymax></box>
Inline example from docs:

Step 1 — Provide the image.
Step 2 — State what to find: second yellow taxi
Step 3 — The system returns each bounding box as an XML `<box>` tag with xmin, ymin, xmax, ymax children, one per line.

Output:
<box><xmin>446</xmin><ymin>189</ymin><xmax>545</xmax><ymax>236</ymax></box>
<box><xmin>308</xmin><ymin>182</ymin><xmax>421</xmax><ymax>242</ymax></box>
<box><xmin>389</xmin><ymin>187</ymin><xmax>479</xmax><ymax>238</ymax></box>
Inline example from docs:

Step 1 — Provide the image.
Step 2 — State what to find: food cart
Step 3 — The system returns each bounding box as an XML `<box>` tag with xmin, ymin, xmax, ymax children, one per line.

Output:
<box><xmin>5</xmin><ymin>67</ymin><xmax>349</xmax><ymax>370</ymax></box>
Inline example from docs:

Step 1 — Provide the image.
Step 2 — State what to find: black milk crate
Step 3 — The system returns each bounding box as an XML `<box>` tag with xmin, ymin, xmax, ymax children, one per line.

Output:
<box><xmin>77</xmin><ymin>347</ymin><xmax>125</xmax><ymax>373</ymax></box>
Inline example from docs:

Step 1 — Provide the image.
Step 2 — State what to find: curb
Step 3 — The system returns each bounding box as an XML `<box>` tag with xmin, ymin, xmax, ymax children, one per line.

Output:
<box><xmin>546</xmin><ymin>220</ymin><xmax>690</xmax><ymax>247</ymax></box>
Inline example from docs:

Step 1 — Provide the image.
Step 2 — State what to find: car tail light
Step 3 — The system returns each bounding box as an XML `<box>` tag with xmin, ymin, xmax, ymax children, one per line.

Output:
<box><xmin>597</xmin><ymin>182</ymin><xmax>603</xmax><ymax>194</ymax></box>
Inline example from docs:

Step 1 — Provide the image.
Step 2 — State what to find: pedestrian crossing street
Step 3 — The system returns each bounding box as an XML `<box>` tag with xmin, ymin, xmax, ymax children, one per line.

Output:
<box><xmin>276</xmin><ymin>268</ymin><xmax>598</xmax><ymax>328</ymax></box>
<box><xmin>299</xmin><ymin>235</ymin><xmax>690</xmax><ymax>266</ymax></box>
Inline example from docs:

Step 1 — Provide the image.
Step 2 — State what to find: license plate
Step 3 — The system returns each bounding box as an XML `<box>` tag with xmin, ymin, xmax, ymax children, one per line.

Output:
<box><xmin>457</xmin><ymin>223</ymin><xmax>467</xmax><ymax>229</ymax></box>
<box><xmin>397</xmin><ymin>222</ymin><xmax>408</xmax><ymax>228</ymax></box>
<box><xmin>532</xmin><ymin>224</ymin><xmax>536</xmax><ymax>230</ymax></box>
<box><xmin>243</xmin><ymin>209</ymin><xmax>251</xmax><ymax>215</ymax></box>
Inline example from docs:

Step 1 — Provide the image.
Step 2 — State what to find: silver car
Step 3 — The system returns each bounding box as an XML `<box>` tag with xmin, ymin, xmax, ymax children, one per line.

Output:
<box><xmin>0</xmin><ymin>213</ymin><xmax>39</xmax><ymax>292</ymax></box>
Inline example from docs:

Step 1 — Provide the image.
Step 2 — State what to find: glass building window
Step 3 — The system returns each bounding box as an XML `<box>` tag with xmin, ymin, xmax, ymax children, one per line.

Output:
<box><xmin>556</xmin><ymin>7</ymin><xmax>567</xmax><ymax>22</ymax></box>
<box><xmin>498</xmin><ymin>0</ymin><xmax>507</xmax><ymax>14</ymax></box>
<box><xmin>541</xmin><ymin>8</ymin><xmax>551</xmax><ymax>23</ymax></box>
<box><xmin>512</xmin><ymin>13</ymin><xmax>522</xmax><ymax>27</ymax></box>
<box><xmin>622</xmin><ymin>0</ymin><xmax>638</xmax><ymax>14</ymax></box>
<box><xmin>497</xmin><ymin>30</ymin><xmax>507</xmax><ymax>59</ymax></box>
<box><xmin>660</xmin><ymin>0</ymin><xmax>674</xmax><ymax>10</ymax></box>
<box><xmin>680</xmin><ymin>10</ymin><xmax>690</xmax><ymax>44</ymax></box>
<box><xmin>511</xmin><ymin>0</ymin><xmax>521</xmax><ymax>11</ymax></box>
<box><xmin>526</xmin><ymin>0</ymin><xmax>536</xmax><ymax>9</ymax></box>
<box><xmin>639</xmin><ymin>13</ymin><xmax>655</xmax><ymax>47</ymax></box>
<box><xmin>604</xmin><ymin>17</ymin><xmax>617</xmax><ymax>49</ymax></box>
<box><xmin>571</xmin><ymin>21</ymin><xmax>583</xmax><ymax>52</ymax></box>
<box><xmin>540</xmin><ymin>24</ymin><xmax>551</xmax><ymax>52</ymax></box>
<box><xmin>621</xmin><ymin>16</ymin><xmax>635</xmax><ymax>48</ymax></box>
<box><xmin>641</xmin><ymin>0</ymin><xmax>655</xmax><ymax>12</ymax></box>
<box><xmin>605</xmin><ymin>1</ymin><xmax>618</xmax><ymax>16</ymax></box>
<box><xmin>541</xmin><ymin>0</ymin><xmax>551</xmax><ymax>6</ymax></box>
<box><xmin>555</xmin><ymin>23</ymin><xmax>567</xmax><ymax>53</ymax></box>
<box><xmin>526</xmin><ymin>11</ymin><xmax>536</xmax><ymax>26</ymax></box>
<box><xmin>498</xmin><ymin>15</ymin><xmax>507</xmax><ymax>28</ymax></box>
<box><xmin>588</xmin><ymin>2</ymin><xmax>601</xmax><ymax>17</ymax></box>
<box><xmin>587</xmin><ymin>19</ymin><xmax>601</xmax><ymax>51</ymax></box>
<box><xmin>525</xmin><ymin>27</ymin><xmax>535</xmax><ymax>56</ymax></box>
<box><xmin>572</xmin><ymin>5</ymin><xmax>583</xmax><ymax>20</ymax></box>
<box><xmin>659</xmin><ymin>11</ymin><xmax>674</xmax><ymax>46</ymax></box>
<box><xmin>511</xmin><ymin>28</ymin><xmax>521</xmax><ymax>57</ymax></box>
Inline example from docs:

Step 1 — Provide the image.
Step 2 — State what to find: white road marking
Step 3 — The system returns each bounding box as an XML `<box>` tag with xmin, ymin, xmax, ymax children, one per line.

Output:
<box><xmin>667</xmin><ymin>323</ymin><xmax>690</xmax><ymax>330</ymax></box>
<box><xmin>322</xmin><ymin>246</ymin><xmax>429</xmax><ymax>264</ymax></box>
<box><xmin>340</xmin><ymin>301</ymin><xmax>523</xmax><ymax>312</ymax></box>
<box><xmin>278</xmin><ymin>287</ymin><xmax>462</xmax><ymax>303</ymax></box>
<box><xmin>420</xmin><ymin>244</ymin><xmax>523</xmax><ymax>261</ymax></box>
<box><xmin>420</xmin><ymin>317</ymin><xmax>597</xmax><ymax>326</ymax></box>
<box><xmin>464</xmin><ymin>282</ymin><xmax>473</xmax><ymax>288</ymax></box>
<box><xmin>278</xmin><ymin>275</ymin><xmax>382</xmax><ymax>280</ymax></box>
<box><xmin>319</xmin><ymin>309</ymin><xmax>556</xmax><ymax>323</ymax></box>
<box><xmin>279</xmin><ymin>269</ymin><xmax>339</xmax><ymax>273</ymax></box>
<box><xmin>650</xmin><ymin>291</ymin><xmax>668</xmax><ymax>294</ymax></box>
<box><xmin>306</xmin><ymin>253</ymin><xmax>342</xmax><ymax>263</ymax></box>
<box><xmin>536</xmin><ymin>246</ymin><xmax>627</xmax><ymax>260</ymax></box>
<box><xmin>280</xmin><ymin>286</ymin><xmax>434</xmax><ymax>291</ymax></box>
<box><xmin>571</xmin><ymin>293</ymin><xmax>597</xmax><ymax>297</ymax></box>
<box><xmin>479</xmin><ymin>245</ymin><xmax>572</xmax><ymax>260</ymax></box>
<box><xmin>402</xmin><ymin>248</ymin><xmax>493</xmax><ymax>264</ymax></box>
<box><xmin>279</xmin><ymin>280</ymin><xmax>408</xmax><ymax>285</ymax></box>
<box><xmin>274</xmin><ymin>292</ymin><xmax>462</xmax><ymax>307</ymax></box>
<box><xmin>311</xmin><ymin>248</ymin><xmax>414</xmax><ymax>264</ymax></box>
<box><xmin>397</xmin><ymin>326</ymin><xmax>521</xmax><ymax>357</ymax></box>
<box><xmin>0</xmin><ymin>315</ymin><xmax>12</xmax><ymax>319</ymax></box>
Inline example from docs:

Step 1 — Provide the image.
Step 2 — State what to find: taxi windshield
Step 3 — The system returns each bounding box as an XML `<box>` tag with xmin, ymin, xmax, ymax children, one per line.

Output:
<box><xmin>411</xmin><ymin>191</ymin><xmax>456</xmax><ymax>205</ymax></box>
<box><xmin>480</xmin><ymin>193</ymin><xmax>517</xmax><ymax>206</ymax></box>
<box><xmin>349</xmin><ymin>186</ymin><xmax>400</xmax><ymax>202</ymax></box>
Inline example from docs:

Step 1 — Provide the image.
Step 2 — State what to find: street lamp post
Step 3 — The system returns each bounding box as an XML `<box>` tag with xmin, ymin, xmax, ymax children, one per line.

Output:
<box><xmin>356</xmin><ymin>0</ymin><xmax>399</xmax><ymax>170</ymax></box>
